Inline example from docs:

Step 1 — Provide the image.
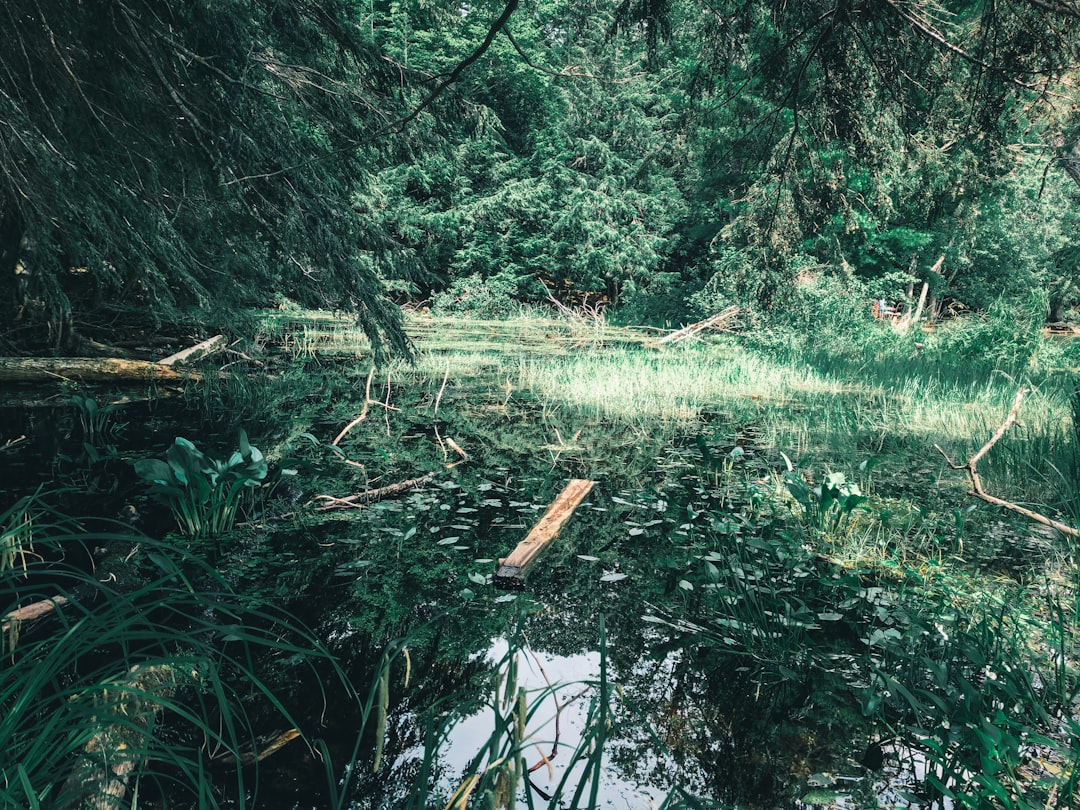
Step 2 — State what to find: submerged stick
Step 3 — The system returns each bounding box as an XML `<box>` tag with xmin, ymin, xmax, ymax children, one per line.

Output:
<box><xmin>215</xmin><ymin>728</ymin><xmax>301</xmax><ymax>766</ymax></box>
<box><xmin>935</xmin><ymin>387</ymin><xmax>1080</xmax><ymax>539</ymax></box>
<box><xmin>313</xmin><ymin>472</ymin><xmax>439</xmax><ymax>510</ymax></box>
<box><xmin>58</xmin><ymin>664</ymin><xmax>195</xmax><ymax>810</ymax></box>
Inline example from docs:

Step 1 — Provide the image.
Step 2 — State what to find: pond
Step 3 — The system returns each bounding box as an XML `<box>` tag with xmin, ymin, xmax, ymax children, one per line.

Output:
<box><xmin>2</xmin><ymin>322</ymin><xmax>1077</xmax><ymax>810</ymax></box>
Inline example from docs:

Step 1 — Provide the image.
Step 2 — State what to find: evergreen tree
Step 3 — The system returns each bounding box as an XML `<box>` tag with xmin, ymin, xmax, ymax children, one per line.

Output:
<box><xmin>0</xmin><ymin>0</ymin><xmax>516</xmax><ymax>354</ymax></box>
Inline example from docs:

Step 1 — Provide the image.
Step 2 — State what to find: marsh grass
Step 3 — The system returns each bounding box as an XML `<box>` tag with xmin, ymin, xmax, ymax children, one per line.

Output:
<box><xmin>0</xmin><ymin>513</ymin><xmax>365</xmax><ymax>809</ymax></box>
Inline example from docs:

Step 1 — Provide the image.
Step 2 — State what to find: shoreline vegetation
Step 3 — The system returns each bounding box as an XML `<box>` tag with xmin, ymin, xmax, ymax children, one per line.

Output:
<box><xmin>3</xmin><ymin>305</ymin><xmax>1080</xmax><ymax>808</ymax></box>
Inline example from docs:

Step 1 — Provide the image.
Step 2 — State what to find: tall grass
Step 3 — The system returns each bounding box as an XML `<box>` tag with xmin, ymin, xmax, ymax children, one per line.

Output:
<box><xmin>0</xmin><ymin>501</ymin><xmax>363</xmax><ymax>809</ymax></box>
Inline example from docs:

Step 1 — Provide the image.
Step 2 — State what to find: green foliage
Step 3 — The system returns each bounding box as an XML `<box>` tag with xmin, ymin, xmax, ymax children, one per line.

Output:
<box><xmin>929</xmin><ymin>292</ymin><xmax>1048</xmax><ymax>371</ymax></box>
<box><xmin>784</xmin><ymin>469</ymin><xmax>869</xmax><ymax>536</ymax></box>
<box><xmin>431</xmin><ymin>268</ymin><xmax>541</xmax><ymax>318</ymax></box>
<box><xmin>135</xmin><ymin>431</ymin><xmax>267</xmax><ymax>542</ymax></box>
<box><xmin>0</xmin><ymin>0</ymin><xmax>430</xmax><ymax>354</ymax></box>
<box><xmin>0</xmin><ymin>523</ymin><xmax>363</xmax><ymax>809</ymax></box>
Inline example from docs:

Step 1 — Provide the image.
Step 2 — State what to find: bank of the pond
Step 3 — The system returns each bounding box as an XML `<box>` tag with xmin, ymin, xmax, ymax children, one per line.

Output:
<box><xmin>2</xmin><ymin>312</ymin><xmax>1079</xmax><ymax>809</ymax></box>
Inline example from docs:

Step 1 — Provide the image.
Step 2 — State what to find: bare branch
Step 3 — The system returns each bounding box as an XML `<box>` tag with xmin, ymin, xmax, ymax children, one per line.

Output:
<box><xmin>934</xmin><ymin>387</ymin><xmax>1080</xmax><ymax>539</ymax></box>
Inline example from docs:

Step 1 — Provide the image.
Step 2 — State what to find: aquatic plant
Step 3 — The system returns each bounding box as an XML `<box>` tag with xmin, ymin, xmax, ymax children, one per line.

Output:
<box><xmin>0</xmin><ymin>519</ymin><xmax>361</xmax><ymax>809</ymax></box>
<box><xmin>783</xmin><ymin>466</ymin><xmax>869</xmax><ymax>536</ymax></box>
<box><xmin>134</xmin><ymin>430</ymin><xmax>267</xmax><ymax>542</ymax></box>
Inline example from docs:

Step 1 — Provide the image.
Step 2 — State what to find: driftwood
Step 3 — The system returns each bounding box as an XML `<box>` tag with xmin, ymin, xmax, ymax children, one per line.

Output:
<box><xmin>159</xmin><ymin>334</ymin><xmax>226</xmax><ymax>366</ymax></box>
<box><xmin>0</xmin><ymin>357</ymin><xmax>200</xmax><ymax>384</ymax></box>
<box><xmin>935</xmin><ymin>387</ymin><xmax>1080</xmax><ymax>539</ymax></box>
<box><xmin>313</xmin><ymin>472</ymin><xmax>440</xmax><ymax>510</ymax></box>
<box><xmin>658</xmin><ymin>306</ymin><xmax>739</xmax><ymax>344</ymax></box>
<box><xmin>495</xmin><ymin>479</ymin><xmax>596</xmax><ymax>588</ymax></box>
<box><xmin>2</xmin><ymin>595</ymin><xmax>70</xmax><ymax>648</ymax></box>
<box><xmin>58</xmin><ymin>664</ymin><xmax>192</xmax><ymax>810</ymax></box>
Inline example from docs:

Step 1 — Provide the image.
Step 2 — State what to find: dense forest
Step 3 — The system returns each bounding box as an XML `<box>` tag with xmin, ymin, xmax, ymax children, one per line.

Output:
<box><xmin>9</xmin><ymin>3</ymin><xmax>1080</xmax><ymax>809</ymax></box>
<box><xmin>2</xmin><ymin>0</ymin><xmax>1079</xmax><ymax>354</ymax></box>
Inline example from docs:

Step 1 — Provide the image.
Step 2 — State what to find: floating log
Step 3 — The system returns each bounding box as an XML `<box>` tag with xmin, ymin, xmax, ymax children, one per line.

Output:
<box><xmin>159</xmin><ymin>334</ymin><xmax>226</xmax><ymax>366</ymax></box>
<box><xmin>0</xmin><ymin>357</ymin><xmax>200</xmax><ymax>384</ymax></box>
<box><xmin>495</xmin><ymin>479</ymin><xmax>596</xmax><ymax>589</ymax></box>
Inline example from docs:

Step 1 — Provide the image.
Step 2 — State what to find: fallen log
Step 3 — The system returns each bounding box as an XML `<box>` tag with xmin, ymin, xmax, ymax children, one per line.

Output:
<box><xmin>159</xmin><ymin>334</ymin><xmax>226</xmax><ymax>366</ymax></box>
<box><xmin>495</xmin><ymin>479</ymin><xmax>596</xmax><ymax>588</ymax></box>
<box><xmin>0</xmin><ymin>357</ymin><xmax>200</xmax><ymax>384</ymax></box>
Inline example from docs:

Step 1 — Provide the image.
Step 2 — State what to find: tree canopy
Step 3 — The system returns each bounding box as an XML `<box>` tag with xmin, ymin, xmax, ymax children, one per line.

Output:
<box><xmin>2</xmin><ymin>0</ymin><xmax>1079</xmax><ymax>354</ymax></box>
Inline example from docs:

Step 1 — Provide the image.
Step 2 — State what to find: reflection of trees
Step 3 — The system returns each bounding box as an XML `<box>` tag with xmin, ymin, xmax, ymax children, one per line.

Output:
<box><xmin>256</xmin><ymin>411</ymin><xmax>855</xmax><ymax>807</ymax></box>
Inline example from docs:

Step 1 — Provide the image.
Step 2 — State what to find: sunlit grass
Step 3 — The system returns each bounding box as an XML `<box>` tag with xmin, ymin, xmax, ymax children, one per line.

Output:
<box><xmin>256</xmin><ymin>308</ymin><xmax>1078</xmax><ymax>512</ymax></box>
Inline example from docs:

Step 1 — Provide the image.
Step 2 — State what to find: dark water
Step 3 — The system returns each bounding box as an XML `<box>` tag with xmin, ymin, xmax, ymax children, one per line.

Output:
<box><xmin>0</xmin><ymin>387</ymin><xmax>881</xmax><ymax>810</ymax></box>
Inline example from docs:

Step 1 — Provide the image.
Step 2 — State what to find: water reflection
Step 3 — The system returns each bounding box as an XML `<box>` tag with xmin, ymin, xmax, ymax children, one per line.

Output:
<box><xmin>438</xmin><ymin>638</ymin><xmax>673</xmax><ymax>808</ymax></box>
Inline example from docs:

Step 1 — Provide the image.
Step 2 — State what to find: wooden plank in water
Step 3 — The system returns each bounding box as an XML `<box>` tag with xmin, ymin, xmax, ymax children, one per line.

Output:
<box><xmin>494</xmin><ymin>479</ymin><xmax>596</xmax><ymax>588</ymax></box>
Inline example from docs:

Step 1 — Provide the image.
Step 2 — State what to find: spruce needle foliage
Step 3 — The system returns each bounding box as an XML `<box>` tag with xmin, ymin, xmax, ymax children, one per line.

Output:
<box><xmin>0</xmin><ymin>0</ymin><xmax>423</xmax><ymax>355</ymax></box>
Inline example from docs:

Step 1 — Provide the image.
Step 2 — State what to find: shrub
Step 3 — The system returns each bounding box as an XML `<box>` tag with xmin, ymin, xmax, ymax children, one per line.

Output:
<box><xmin>431</xmin><ymin>268</ymin><xmax>540</xmax><ymax>318</ymax></box>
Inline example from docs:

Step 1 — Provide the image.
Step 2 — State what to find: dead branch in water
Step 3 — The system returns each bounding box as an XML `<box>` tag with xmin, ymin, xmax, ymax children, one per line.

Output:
<box><xmin>313</xmin><ymin>472</ymin><xmax>439</xmax><ymax>510</ymax></box>
<box><xmin>935</xmin><ymin>387</ymin><xmax>1080</xmax><ymax>539</ymax></box>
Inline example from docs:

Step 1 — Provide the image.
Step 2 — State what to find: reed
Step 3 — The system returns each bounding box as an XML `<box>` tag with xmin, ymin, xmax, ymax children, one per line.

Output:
<box><xmin>0</xmin><ymin>513</ymin><xmax>361</xmax><ymax>809</ymax></box>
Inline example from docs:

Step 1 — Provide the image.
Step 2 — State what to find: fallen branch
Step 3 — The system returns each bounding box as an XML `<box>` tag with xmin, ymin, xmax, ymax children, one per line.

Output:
<box><xmin>657</xmin><ymin>306</ymin><xmax>739</xmax><ymax>344</ymax></box>
<box><xmin>313</xmin><ymin>472</ymin><xmax>439</xmax><ymax>510</ymax></box>
<box><xmin>935</xmin><ymin>387</ymin><xmax>1080</xmax><ymax>539</ymax></box>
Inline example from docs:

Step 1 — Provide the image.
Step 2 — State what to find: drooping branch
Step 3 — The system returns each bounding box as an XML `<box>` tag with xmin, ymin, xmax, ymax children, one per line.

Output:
<box><xmin>227</xmin><ymin>0</ymin><xmax>520</xmax><ymax>185</ymax></box>
<box><xmin>934</xmin><ymin>387</ymin><xmax>1080</xmax><ymax>539</ymax></box>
